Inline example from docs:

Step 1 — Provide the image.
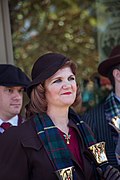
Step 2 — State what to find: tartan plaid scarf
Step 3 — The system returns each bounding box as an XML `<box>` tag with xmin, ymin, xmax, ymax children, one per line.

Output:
<box><xmin>69</xmin><ymin>110</ymin><xmax>96</xmax><ymax>147</ymax></box>
<box><xmin>105</xmin><ymin>91</ymin><xmax>120</xmax><ymax>144</ymax></box>
<box><xmin>105</xmin><ymin>91</ymin><xmax>120</xmax><ymax>121</ymax></box>
<box><xmin>105</xmin><ymin>92</ymin><xmax>120</xmax><ymax>163</ymax></box>
<box><xmin>34</xmin><ymin>113</ymin><xmax>73</xmax><ymax>170</ymax></box>
<box><xmin>33</xmin><ymin>110</ymin><xmax>96</xmax><ymax>172</ymax></box>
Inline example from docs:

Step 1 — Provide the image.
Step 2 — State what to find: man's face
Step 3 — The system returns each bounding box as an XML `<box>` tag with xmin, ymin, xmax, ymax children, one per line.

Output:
<box><xmin>0</xmin><ymin>86</ymin><xmax>24</xmax><ymax>120</ymax></box>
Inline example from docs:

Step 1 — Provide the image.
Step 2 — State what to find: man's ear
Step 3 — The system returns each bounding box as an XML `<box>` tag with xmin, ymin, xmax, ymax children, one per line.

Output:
<box><xmin>113</xmin><ymin>69</ymin><xmax>120</xmax><ymax>80</ymax></box>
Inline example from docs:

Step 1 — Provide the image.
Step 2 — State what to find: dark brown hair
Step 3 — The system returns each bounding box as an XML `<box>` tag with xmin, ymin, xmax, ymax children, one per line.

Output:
<box><xmin>26</xmin><ymin>60</ymin><xmax>81</xmax><ymax>117</ymax></box>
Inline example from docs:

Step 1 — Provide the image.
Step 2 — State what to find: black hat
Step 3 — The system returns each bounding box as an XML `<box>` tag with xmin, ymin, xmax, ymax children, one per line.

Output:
<box><xmin>98</xmin><ymin>45</ymin><xmax>120</xmax><ymax>77</ymax></box>
<box><xmin>0</xmin><ymin>64</ymin><xmax>30</xmax><ymax>88</ymax></box>
<box><xmin>27</xmin><ymin>52</ymin><xmax>70</xmax><ymax>97</ymax></box>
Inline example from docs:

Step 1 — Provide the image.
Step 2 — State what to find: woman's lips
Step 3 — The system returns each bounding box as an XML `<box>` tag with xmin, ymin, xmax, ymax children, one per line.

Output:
<box><xmin>62</xmin><ymin>92</ymin><xmax>72</xmax><ymax>95</ymax></box>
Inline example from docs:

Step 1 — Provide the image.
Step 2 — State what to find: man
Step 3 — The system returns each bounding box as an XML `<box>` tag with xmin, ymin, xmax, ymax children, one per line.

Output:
<box><xmin>81</xmin><ymin>45</ymin><xmax>120</xmax><ymax>170</ymax></box>
<box><xmin>0</xmin><ymin>64</ymin><xmax>30</xmax><ymax>133</ymax></box>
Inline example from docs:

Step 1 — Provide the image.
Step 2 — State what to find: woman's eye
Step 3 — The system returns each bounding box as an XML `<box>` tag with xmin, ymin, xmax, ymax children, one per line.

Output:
<box><xmin>69</xmin><ymin>76</ymin><xmax>75</xmax><ymax>81</ymax></box>
<box><xmin>53</xmin><ymin>79</ymin><xmax>61</xmax><ymax>83</ymax></box>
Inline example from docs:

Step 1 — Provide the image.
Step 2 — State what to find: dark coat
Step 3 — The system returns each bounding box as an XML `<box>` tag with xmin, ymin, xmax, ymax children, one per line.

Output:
<box><xmin>0</xmin><ymin>115</ymin><xmax>24</xmax><ymax>134</ymax></box>
<box><xmin>0</xmin><ymin>114</ymin><xmax>100</xmax><ymax>180</ymax></box>
<box><xmin>18</xmin><ymin>114</ymin><xmax>25</xmax><ymax>125</ymax></box>
<box><xmin>81</xmin><ymin>103</ymin><xmax>119</xmax><ymax>169</ymax></box>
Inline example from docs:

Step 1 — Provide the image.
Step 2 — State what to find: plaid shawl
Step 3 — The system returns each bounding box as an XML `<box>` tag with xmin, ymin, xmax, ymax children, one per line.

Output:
<box><xmin>33</xmin><ymin>109</ymin><xmax>96</xmax><ymax>173</ymax></box>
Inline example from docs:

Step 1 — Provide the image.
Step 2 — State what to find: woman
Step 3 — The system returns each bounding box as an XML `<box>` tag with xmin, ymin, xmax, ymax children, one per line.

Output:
<box><xmin>0</xmin><ymin>53</ymin><xmax>119</xmax><ymax>180</ymax></box>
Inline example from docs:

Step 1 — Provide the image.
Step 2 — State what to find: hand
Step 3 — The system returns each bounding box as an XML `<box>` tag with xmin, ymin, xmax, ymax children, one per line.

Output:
<box><xmin>103</xmin><ymin>165</ymin><xmax>120</xmax><ymax>180</ymax></box>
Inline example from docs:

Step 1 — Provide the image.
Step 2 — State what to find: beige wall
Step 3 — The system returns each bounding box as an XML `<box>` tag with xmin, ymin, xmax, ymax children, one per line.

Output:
<box><xmin>0</xmin><ymin>0</ymin><xmax>14</xmax><ymax>64</ymax></box>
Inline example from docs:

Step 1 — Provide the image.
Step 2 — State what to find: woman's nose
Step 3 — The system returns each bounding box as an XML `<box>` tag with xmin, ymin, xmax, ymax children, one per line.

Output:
<box><xmin>62</xmin><ymin>82</ymin><xmax>71</xmax><ymax>89</ymax></box>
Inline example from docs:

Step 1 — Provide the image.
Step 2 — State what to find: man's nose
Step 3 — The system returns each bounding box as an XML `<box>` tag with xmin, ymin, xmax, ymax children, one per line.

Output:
<box><xmin>13</xmin><ymin>91</ymin><xmax>22</xmax><ymax>99</ymax></box>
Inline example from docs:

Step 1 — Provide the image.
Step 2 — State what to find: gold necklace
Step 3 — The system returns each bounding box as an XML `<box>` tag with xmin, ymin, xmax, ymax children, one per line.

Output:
<box><xmin>63</xmin><ymin>134</ymin><xmax>71</xmax><ymax>144</ymax></box>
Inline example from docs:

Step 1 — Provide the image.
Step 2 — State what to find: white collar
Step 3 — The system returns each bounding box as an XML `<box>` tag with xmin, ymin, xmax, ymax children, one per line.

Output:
<box><xmin>0</xmin><ymin>115</ymin><xmax>18</xmax><ymax>126</ymax></box>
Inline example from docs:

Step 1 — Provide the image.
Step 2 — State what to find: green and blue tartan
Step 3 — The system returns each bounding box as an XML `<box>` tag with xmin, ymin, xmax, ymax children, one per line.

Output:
<box><xmin>69</xmin><ymin>110</ymin><xmax>96</xmax><ymax>147</ymax></box>
<box><xmin>33</xmin><ymin>110</ymin><xmax>96</xmax><ymax>172</ymax></box>
<box><xmin>105</xmin><ymin>91</ymin><xmax>120</xmax><ymax>146</ymax></box>
<box><xmin>105</xmin><ymin>91</ymin><xmax>120</xmax><ymax>121</ymax></box>
<box><xmin>34</xmin><ymin>113</ymin><xmax>73</xmax><ymax>170</ymax></box>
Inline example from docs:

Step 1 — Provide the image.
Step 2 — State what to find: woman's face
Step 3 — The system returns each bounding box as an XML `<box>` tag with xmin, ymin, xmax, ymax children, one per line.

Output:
<box><xmin>44</xmin><ymin>66</ymin><xmax>77</xmax><ymax>109</ymax></box>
